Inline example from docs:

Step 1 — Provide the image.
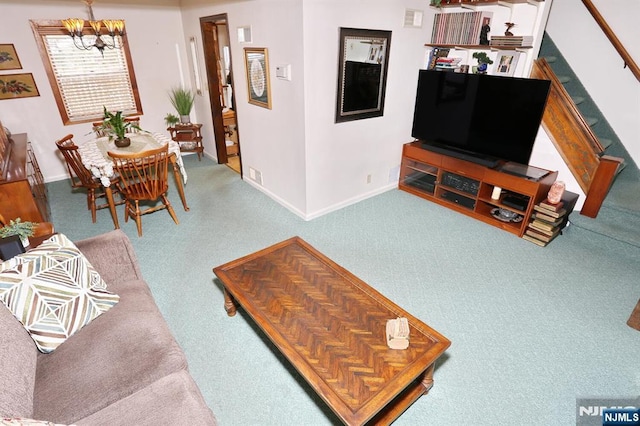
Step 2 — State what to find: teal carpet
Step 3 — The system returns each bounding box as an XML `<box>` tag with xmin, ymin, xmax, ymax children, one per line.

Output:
<box><xmin>48</xmin><ymin>155</ymin><xmax>639</xmax><ymax>425</ymax></box>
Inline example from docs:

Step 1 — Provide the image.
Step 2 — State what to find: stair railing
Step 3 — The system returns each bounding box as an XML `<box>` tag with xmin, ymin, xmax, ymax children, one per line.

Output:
<box><xmin>531</xmin><ymin>58</ymin><xmax>624</xmax><ymax>218</ymax></box>
<box><xmin>582</xmin><ymin>0</ymin><xmax>640</xmax><ymax>82</ymax></box>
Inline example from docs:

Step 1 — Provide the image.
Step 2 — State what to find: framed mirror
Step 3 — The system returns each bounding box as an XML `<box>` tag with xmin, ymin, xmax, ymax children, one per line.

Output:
<box><xmin>335</xmin><ymin>27</ymin><xmax>392</xmax><ymax>123</ymax></box>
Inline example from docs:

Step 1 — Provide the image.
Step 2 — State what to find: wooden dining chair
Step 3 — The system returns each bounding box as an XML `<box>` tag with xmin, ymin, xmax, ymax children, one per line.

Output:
<box><xmin>107</xmin><ymin>144</ymin><xmax>179</xmax><ymax>237</ymax></box>
<box><xmin>55</xmin><ymin>134</ymin><xmax>123</xmax><ymax>223</ymax></box>
<box><xmin>92</xmin><ymin>116</ymin><xmax>141</xmax><ymax>137</ymax></box>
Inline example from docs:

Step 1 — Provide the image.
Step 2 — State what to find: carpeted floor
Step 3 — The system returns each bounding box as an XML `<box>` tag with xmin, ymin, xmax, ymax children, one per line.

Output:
<box><xmin>48</xmin><ymin>155</ymin><xmax>640</xmax><ymax>425</ymax></box>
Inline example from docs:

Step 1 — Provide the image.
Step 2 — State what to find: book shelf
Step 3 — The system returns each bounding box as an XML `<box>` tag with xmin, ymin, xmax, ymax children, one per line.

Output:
<box><xmin>399</xmin><ymin>141</ymin><xmax>557</xmax><ymax>238</ymax></box>
<box><xmin>426</xmin><ymin>0</ymin><xmax>546</xmax><ymax>75</ymax></box>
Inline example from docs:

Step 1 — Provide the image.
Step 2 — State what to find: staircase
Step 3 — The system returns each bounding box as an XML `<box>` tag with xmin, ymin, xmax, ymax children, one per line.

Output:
<box><xmin>538</xmin><ymin>33</ymin><xmax>640</xmax><ymax>248</ymax></box>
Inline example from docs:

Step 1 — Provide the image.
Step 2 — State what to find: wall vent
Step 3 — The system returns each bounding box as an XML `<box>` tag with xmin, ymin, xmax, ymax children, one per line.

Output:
<box><xmin>403</xmin><ymin>9</ymin><xmax>423</xmax><ymax>28</ymax></box>
<box><xmin>249</xmin><ymin>167</ymin><xmax>263</xmax><ymax>185</ymax></box>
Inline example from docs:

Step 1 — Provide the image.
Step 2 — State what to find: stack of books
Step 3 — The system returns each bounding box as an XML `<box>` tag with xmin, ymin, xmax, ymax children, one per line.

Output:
<box><xmin>490</xmin><ymin>35</ymin><xmax>533</xmax><ymax>47</ymax></box>
<box><xmin>427</xmin><ymin>47</ymin><xmax>450</xmax><ymax>70</ymax></box>
<box><xmin>434</xmin><ymin>57</ymin><xmax>462</xmax><ymax>71</ymax></box>
<box><xmin>522</xmin><ymin>191</ymin><xmax>579</xmax><ymax>247</ymax></box>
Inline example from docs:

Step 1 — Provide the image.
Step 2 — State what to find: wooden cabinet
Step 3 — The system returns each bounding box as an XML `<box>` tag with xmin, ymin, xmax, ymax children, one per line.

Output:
<box><xmin>0</xmin><ymin>133</ymin><xmax>50</xmax><ymax>224</ymax></box>
<box><xmin>399</xmin><ymin>141</ymin><xmax>557</xmax><ymax>237</ymax></box>
<box><xmin>167</xmin><ymin>123</ymin><xmax>203</xmax><ymax>160</ymax></box>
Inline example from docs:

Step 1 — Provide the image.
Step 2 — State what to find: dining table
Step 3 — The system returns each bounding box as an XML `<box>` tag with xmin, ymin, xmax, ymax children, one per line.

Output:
<box><xmin>78</xmin><ymin>131</ymin><xmax>190</xmax><ymax>229</ymax></box>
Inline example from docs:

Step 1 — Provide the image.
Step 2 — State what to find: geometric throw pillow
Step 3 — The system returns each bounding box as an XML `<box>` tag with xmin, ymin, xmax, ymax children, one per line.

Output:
<box><xmin>0</xmin><ymin>234</ymin><xmax>119</xmax><ymax>353</ymax></box>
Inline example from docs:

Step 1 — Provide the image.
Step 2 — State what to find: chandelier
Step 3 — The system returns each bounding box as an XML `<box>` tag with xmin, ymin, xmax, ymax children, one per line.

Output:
<box><xmin>62</xmin><ymin>0</ymin><xmax>125</xmax><ymax>55</ymax></box>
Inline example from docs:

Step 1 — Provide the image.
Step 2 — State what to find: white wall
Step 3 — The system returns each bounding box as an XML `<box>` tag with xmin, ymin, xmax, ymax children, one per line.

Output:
<box><xmin>0</xmin><ymin>0</ymin><xmax>189</xmax><ymax>182</ymax></box>
<box><xmin>301</xmin><ymin>0</ymin><xmax>433</xmax><ymax>218</ymax></box>
<box><xmin>181</xmin><ymin>0</ymin><xmax>441</xmax><ymax>218</ymax></box>
<box><xmin>181</xmin><ymin>0</ymin><xmax>308</xmax><ymax>216</ymax></box>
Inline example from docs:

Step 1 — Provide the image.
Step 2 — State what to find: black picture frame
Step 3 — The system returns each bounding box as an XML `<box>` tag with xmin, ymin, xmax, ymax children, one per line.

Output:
<box><xmin>335</xmin><ymin>28</ymin><xmax>392</xmax><ymax>123</ymax></box>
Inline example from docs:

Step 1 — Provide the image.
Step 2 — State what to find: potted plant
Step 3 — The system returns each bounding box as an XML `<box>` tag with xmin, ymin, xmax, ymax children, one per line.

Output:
<box><xmin>168</xmin><ymin>87</ymin><xmax>195</xmax><ymax>124</ymax></box>
<box><xmin>164</xmin><ymin>112</ymin><xmax>180</xmax><ymax>128</ymax></box>
<box><xmin>0</xmin><ymin>218</ymin><xmax>36</xmax><ymax>248</ymax></box>
<box><xmin>472</xmin><ymin>52</ymin><xmax>493</xmax><ymax>74</ymax></box>
<box><xmin>99</xmin><ymin>107</ymin><xmax>141</xmax><ymax>147</ymax></box>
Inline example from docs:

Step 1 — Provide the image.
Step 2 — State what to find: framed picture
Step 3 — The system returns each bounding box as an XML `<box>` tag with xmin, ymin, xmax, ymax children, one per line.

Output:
<box><xmin>335</xmin><ymin>27</ymin><xmax>392</xmax><ymax>123</ymax></box>
<box><xmin>0</xmin><ymin>44</ymin><xmax>22</xmax><ymax>70</ymax></box>
<box><xmin>0</xmin><ymin>73</ymin><xmax>40</xmax><ymax>100</ymax></box>
<box><xmin>244</xmin><ymin>47</ymin><xmax>271</xmax><ymax>109</ymax></box>
<box><xmin>493</xmin><ymin>51</ymin><xmax>520</xmax><ymax>77</ymax></box>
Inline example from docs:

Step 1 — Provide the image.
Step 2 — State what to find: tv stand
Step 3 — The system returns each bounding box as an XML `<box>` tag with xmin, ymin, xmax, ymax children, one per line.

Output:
<box><xmin>399</xmin><ymin>141</ymin><xmax>557</xmax><ymax>238</ymax></box>
<box><xmin>421</xmin><ymin>141</ymin><xmax>500</xmax><ymax>169</ymax></box>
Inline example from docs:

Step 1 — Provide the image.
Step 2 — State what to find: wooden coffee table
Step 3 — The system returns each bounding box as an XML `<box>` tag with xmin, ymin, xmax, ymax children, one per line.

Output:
<box><xmin>213</xmin><ymin>237</ymin><xmax>450</xmax><ymax>425</ymax></box>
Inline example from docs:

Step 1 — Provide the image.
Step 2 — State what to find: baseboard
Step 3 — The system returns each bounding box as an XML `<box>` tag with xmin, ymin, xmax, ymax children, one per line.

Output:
<box><xmin>305</xmin><ymin>183</ymin><xmax>397</xmax><ymax>221</ymax></box>
<box><xmin>242</xmin><ymin>179</ymin><xmax>397</xmax><ymax>221</ymax></box>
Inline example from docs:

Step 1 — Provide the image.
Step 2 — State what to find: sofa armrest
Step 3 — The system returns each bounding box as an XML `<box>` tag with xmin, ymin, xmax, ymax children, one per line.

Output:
<box><xmin>74</xmin><ymin>230</ymin><xmax>143</xmax><ymax>285</ymax></box>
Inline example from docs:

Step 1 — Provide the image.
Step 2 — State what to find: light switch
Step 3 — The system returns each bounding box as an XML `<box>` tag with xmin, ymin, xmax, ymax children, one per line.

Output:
<box><xmin>276</xmin><ymin>64</ymin><xmax>291</xmax><ymax>81</ymax></box>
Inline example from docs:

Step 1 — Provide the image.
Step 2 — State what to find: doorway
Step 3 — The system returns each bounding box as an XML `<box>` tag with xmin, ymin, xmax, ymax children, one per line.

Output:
<box><xmin>200</xmin><ymin>14</ymin><xmax>241</xmax><ymax>174</ymax></box>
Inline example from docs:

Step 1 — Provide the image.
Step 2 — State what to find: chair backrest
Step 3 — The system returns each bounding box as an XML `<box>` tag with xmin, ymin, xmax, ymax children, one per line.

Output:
<box><xmin>108</xmin><ymin>145</ymin><xmax>170</xmax><ymax>201</ymax></box>
<box><xmin>93</xmin><ymin>116</ymin><xmax>141</xmax><ymax>137</ymax></box>
<box><xmin>55</xmin><ymin>134</ymin><xmax>99</xmax><ymax>189</ymax></box>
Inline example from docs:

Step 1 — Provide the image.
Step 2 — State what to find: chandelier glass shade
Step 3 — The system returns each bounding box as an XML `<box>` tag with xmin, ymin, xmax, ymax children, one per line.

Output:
<box><xmin>62</xmin><ymin>0</ymin><xmax>125</xmax><ymax>55</ymax></box>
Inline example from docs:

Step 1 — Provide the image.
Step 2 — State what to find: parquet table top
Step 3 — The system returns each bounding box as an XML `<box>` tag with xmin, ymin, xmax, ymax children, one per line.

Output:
<box><xmin>213</xmin><ymin>237</ymin><xmax>450</xmax><ymax>425</ymax></box>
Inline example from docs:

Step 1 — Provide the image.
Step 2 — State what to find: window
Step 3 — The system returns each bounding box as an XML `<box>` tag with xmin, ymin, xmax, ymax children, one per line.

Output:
<box><xmin>30</xmin><ymin>20</ymin><xmax>142</xmax><ymax>125</ymax></box>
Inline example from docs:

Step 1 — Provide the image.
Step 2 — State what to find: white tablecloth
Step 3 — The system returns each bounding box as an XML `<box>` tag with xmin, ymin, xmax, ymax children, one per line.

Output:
<box><xmin>78</xmin><ymin>132</ymin><xmax>187</xmax><ymax>187</ymax></box>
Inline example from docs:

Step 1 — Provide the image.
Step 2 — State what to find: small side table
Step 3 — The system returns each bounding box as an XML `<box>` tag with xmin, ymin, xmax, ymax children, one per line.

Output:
<box><xmin>167</xmin><ymin>123</ymin><xmax>203</xmax><ymax>160</ymax></box>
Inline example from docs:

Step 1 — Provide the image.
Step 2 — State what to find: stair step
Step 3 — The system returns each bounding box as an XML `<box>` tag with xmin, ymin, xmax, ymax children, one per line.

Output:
<box><xmin>599</xmin><ymin>138</ymin><xmax>613</xmax><ymax>150</ymax></box>
<box><xmin>569</xmin><ymin>203</ymin><xmax>640</xmax><ymax>248</ymax></box>
<box><xmin>558</xmin><ymin>75</ymin><xmax>571</xmax><ymax>84</ymax></box>
<box><xmin>585</xmin><ymin>117</ymin><xmax>598</xmax><ymax>127</ymax></box>
<box><xmin>571</xmin><ymin>96</ymin><xmax>585</xmax><ymax>105</ymax></box>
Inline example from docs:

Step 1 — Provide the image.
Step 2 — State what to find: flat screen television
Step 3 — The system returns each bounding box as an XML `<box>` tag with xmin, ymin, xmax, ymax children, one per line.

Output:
<box><xmin>411</xmin><ymin>69</ymin><xmax>551</xmax><ymax>168</ymax></box>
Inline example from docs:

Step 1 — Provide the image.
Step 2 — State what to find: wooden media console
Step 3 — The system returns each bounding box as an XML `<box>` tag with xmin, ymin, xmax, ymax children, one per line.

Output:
<box><xmin>399</xmin><ymin>141</ymin><xmax>558</xmax><ymax>238</ymax></box>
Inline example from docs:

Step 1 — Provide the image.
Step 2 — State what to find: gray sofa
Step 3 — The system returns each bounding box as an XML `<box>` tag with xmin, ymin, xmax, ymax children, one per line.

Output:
<box><xmin>0</xmin><ymin>230</ymin><xmax>216</xmax><ymax>425</ymax></box>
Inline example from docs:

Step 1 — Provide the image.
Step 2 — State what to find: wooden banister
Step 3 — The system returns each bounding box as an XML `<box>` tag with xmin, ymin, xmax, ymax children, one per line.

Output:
<box><xmin>582</xmin><ymin>0</ymin><xmax>640</xmax><ymax>82</ymax></box>
<box><xmin>531</xmin><ymin>59</ymin><xmax>602</xmax><ymax>193</ymax></box>
<box><xmin>580</xmin><ymin>155</ymin><xmax>624</xmax><ymax>218</ymax></box>
<box><xmin>530</xmin><ymin>59</ymin><xmax>624</xmax><ymax>218</ymax></box>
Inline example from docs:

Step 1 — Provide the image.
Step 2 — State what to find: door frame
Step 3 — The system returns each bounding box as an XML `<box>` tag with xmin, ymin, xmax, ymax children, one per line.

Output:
<box><xmin>200</xmin><ymin>14</ymin><xmax>239</xmax><ymax>169</ymax></box>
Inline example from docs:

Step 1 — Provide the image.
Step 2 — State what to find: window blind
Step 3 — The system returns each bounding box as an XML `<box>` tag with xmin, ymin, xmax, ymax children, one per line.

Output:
<box><xmin>43</xmin><ymin>35</ymin><xmax>137</xmax><ymax>122</ymax></box>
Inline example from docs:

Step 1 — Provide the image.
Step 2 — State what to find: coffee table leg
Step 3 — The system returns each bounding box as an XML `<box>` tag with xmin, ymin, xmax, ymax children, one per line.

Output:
<box><xmin>420</xmin><ymin>363</ymin><xmax>435</xmax><ymax>394</ymax></box>
<box><xmin>223</xmin><ymin>288</ymin><xmax>237</xmax><ymax>317</ymax></box>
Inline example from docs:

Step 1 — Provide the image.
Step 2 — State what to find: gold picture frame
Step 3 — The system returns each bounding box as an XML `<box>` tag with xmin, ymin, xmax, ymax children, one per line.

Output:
<box><xmin>244</xmin><ymin>47</ymin><xmax>271</xmax><ymax>109</ymax></box>
<box><xmin>0</xmin><ymin>44</ymin><xmax>22</xmax><ymax>70</ymax></box>
<box><xmin>0</xmin><ymin>73</ymin><xmax>40</xmax><ymax>100</ymax></box>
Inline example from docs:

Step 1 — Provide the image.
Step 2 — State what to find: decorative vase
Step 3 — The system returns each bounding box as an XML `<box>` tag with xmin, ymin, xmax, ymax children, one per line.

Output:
<box><xmin>114</xmin><ymin>137</ymin><xmax>131</xmax><ymax>148</ymax></box>
<box><xmin>180</xmin><ymin>115</ymin><xmax>191</xmax><ymax>124</ymax></box>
